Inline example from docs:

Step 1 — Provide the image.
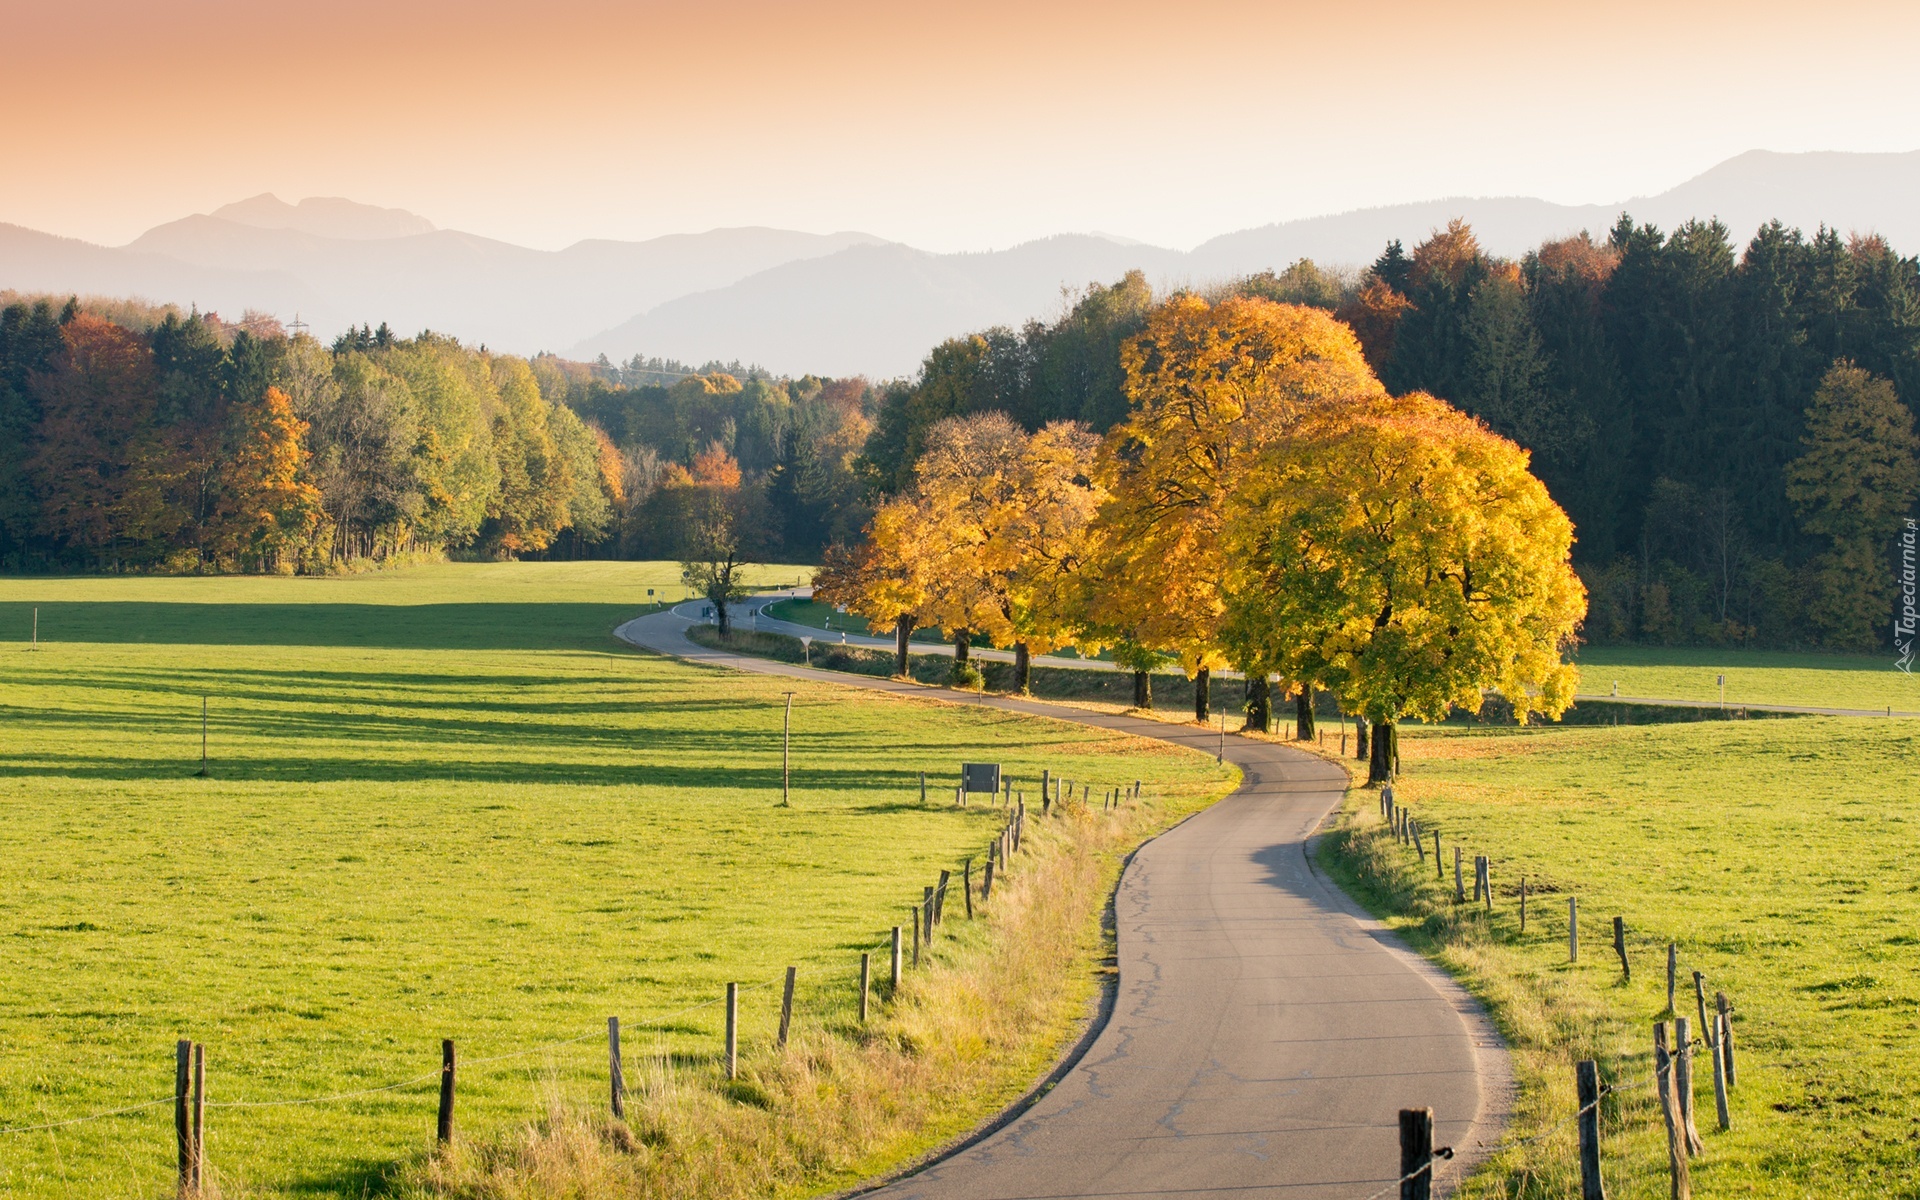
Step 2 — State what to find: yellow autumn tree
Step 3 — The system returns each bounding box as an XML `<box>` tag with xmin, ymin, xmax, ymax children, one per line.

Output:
<box><xmin>1002</xmin><ymin>420</ymin><xmax>1105</xmax><ymax>690</ymax></box>
<box><xmin>1223</xmin><ymin>392</ymin><xmax>1587</xmax><ymax>783</ymax></box>
<box><xmin>821</xmin><ymin>412</ymin><xmax>1103</xmax><ymax>690</ymax></box>
<box><xmin>211</xmin><ymin>386</ymin><xmax>323</xmax><ymax>572</ymax></box>
<box><xmin>1090</xmin><ymin>294</ymin><xmax>1386</xmax><ymax>721</ymax></box>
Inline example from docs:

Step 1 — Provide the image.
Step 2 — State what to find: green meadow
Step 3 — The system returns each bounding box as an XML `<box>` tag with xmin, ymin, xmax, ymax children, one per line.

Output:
<box><xmin>1573</xmin><ymin>645</ymin><xmax>1919</xmax><ymax>713</ymax></box>
<box><xmin>0</xmin><ymin>564</ymin><xmax>1230</xmax><ymax>1199</ymax></box>
<box><xmin>1320</xmin><ymin>716</ymin><xmax>1920</xmax><ymax>1198</ymax></box>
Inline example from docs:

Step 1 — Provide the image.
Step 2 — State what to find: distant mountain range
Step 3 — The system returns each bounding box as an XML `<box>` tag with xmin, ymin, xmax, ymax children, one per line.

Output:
<box><xmin>4</xmin><ymin>150</ymin><xmax>1918</xmax><ymax>378</ymax></box>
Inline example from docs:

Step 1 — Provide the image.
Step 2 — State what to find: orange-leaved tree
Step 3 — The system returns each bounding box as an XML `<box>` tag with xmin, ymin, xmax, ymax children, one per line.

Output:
<box><xmin>823</xmin><ymin>412</ymin><xmax>1103</xmax><ymax>690</ymax></box>
<box><xmin>1090</xmin><ymin>294</ymin><xmax>1386</xmax><ymax>722</ymax></box>
<box><xmin>209</xmin><ymin>386</ymin><xmax>323</xmax><ymax>571</ymax></box>
<box><xmin>813</xmin><ymin>502</ymin><xmax>932</xmax><ymax>677</ymax></box>
<box><xmin>1223</xmin><ymin>392</ymin><xmax>1586</xmax><ymax>784</ymax></box>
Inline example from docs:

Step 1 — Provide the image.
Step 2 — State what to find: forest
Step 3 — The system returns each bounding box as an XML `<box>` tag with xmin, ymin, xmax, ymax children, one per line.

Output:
<box><xmin>2</xmin><ymin>211</ymin><xmax>1915</xmax><ymax>651</ymax></box>
<box><xmin>859</xmin><ymin>220</ymin><xmax>1920</xmax><ymax>652</ymax></box>
<box><xmin>0</xmin><ymin>300</ymin><xmax>873</xmax><ymax>573</ymax></box>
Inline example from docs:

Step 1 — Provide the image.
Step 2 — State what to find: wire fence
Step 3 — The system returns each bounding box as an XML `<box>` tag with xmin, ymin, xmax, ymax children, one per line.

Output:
<box><xmin>0</xmin><ymin>766</ymin><xmax>1068</xmax><ymax>1192</ymax></box>
<box><xmin>1368</xmin><ymin>782</ymin><xmax>1740</xmax><ymax>1198</ymax></box>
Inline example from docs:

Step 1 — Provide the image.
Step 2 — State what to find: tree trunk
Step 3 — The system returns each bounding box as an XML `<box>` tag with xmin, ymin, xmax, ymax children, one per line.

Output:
<box><xmin>1295</xmin><ymin>689</ymin><xmax>1317</xmax><ymax>741</ymax></box>
<box><xmin>1354</xmin><ymin>715</ymin><xmax>1370</xmax><ymax>761</ymax></box>
<box><xmin>893</xmin><ymin>615</ymin><xmax>915</xmax><ymax>676</ymax></box>
<box><xmin>1132</xmin><ymin>670</ymin><xmax>1151</xmax><ymax>709</ymax></box>
<box><xmin>1243</xmin><ymin>673</ymin><xmax>1271</xmax><ymax>732</ymax></box>
<box><xmin>1193</xmin><ymin>667</ymin><xmax>1211</xmax><ymax>723</ymax></box>
<box><xmin>715</xmin><ymin>596</ymin><xmax>731</xmax><ymax>637</ymax></box>
<box><xmin>953</xmin><ymin>628</ymin><xmax>970</xmax><ymax>666</ymax></box>
<box><xmin>1013</xmin><ymin>642</ymin><xmax>1031</xmax><ymax>693</ymax></box>
<box><xmin>1367</xmin><ymin>720</ymin><xmax>1396</xmax><ymax>785</ymax></box>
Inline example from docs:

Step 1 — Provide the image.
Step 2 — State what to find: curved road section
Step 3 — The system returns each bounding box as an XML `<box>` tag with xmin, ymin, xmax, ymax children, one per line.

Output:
<box><xmin>617</xmin><ymin>605</ymin><xmax>1510</xmax><ymax>1199</ymax></box>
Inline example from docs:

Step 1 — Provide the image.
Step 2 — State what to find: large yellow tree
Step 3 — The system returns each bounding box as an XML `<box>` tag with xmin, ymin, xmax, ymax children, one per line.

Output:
<box><xmin>1224</xmin><ymin>392</ymin><xmax>1586</xmax><ymax>783</ymax></box>
<box><xmin>1090</xmin><ymin>294</ymin><xmax>1386</xmax><ymax>721</ymax></box>
<box><xmin>821</xmin><ymin>412</ymin><xmax>1102</xmax><ymax>690</ymax></box>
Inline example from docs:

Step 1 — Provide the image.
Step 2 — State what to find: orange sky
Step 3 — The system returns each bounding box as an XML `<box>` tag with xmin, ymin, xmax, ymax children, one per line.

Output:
<box><xmin>4</xmin><ymin>0</ymin><xmax>1918</xmax><ymax>250</ymax></box>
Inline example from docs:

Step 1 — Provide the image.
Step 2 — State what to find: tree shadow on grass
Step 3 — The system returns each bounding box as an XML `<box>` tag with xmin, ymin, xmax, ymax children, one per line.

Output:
<box><xmin>0</xmin><ymin>601</ymin><xmax>646</xmax><ymax>651</ymax></box>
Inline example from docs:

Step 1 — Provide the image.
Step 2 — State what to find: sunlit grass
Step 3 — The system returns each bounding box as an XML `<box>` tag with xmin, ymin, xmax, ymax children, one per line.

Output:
<box><xmin>1574</xmin><ymin>644</ymin><xmax>1918</xmax><ymax>712</ymax></box>
<box><xmin>1318</xmin><ymin>717</ymin><xmax>1920</xmax><ymax>1198</ymax></box>
<box><xmin>0</xmin><ymin>564</ymin><xmax>1231</xmax><ymax>1198</ymax></box>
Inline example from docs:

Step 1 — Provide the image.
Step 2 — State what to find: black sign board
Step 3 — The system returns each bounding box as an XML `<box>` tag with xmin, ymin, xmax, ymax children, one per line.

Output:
<box><xmin>961</xmin><ymin>762</ymin><xmax>1001</xmax><ymax>794</ymax></box>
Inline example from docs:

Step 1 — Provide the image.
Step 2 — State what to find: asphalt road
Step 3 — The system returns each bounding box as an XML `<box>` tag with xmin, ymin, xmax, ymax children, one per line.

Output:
<box><xmin>616</xmin><ymin>604</ymin><xmax>1509</xmax><ymax>1200</ymax></box>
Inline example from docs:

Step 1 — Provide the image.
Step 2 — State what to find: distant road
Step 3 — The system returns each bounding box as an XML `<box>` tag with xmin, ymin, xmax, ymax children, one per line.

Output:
<box><xmin>721</xmin><ymin>592</ymin><xmax>1918</xmax><ymax>720</ymax></box>
<box><xmin>619</xmin><ymin>603</ymin><xmax>1509</xmax><ymax>1200</ymax></box>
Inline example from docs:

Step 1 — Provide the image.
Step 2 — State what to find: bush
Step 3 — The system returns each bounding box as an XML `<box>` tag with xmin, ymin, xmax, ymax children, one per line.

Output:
<box><xmin>949</xmin><ymin>661</ymin><xmax>985</xmax><ymax>691</ymax></box>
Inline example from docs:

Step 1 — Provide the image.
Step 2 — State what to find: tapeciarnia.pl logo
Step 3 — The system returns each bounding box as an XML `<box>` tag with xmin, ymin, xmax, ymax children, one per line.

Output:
<box><xmin>1898</xmin><ymin>518</ymin><xmax>1917</xmax><ymax>674</ymax></box>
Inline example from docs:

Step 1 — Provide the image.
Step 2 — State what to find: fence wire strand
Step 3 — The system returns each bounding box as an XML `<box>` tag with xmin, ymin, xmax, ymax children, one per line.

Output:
<box><xmin>0</xmin><ymin>1096</ymin><xmax>176</xmax><ymax>1136</ymax></box>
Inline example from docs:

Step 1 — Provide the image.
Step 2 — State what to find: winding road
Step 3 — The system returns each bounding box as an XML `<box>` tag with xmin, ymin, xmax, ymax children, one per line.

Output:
<box><xmin>616</xmin><ymin>603</ymin><xmax>1510</xmax><ymax>1200</ymax></box>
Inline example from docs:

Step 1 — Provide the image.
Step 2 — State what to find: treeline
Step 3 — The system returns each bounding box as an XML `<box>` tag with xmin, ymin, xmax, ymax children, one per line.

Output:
<box><xmin>0</xmin><ymin>299</ymin><xmax>879</xmax><ymax>573</ymax></box>
<box><xmin>0</xmin><ymin>301</ymin><xmax>620</xmax><ymax>571</ymax></box>
<box><xmin>859</xmin><ymin>222</ymin><xmax>1920</xmax><ymax>651</ymax></box>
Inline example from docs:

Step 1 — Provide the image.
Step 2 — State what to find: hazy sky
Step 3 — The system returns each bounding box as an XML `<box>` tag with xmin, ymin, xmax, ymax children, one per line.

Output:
<box><xmin>6</xmin><ymin>0</ymin><xmax>1918</xmax><ymax>252</ymax></box>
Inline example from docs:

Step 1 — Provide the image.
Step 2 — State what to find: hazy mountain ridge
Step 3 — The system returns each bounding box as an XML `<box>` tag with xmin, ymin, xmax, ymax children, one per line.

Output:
<box><xmin>4</xmin><ymin>151</ymin><xmax>1917</xmax><ymax>376</ymax></box>
<box><xmin>210</xmin><ymin>194</ymin><xmax>437</xmax><ymax>239</ymax></box>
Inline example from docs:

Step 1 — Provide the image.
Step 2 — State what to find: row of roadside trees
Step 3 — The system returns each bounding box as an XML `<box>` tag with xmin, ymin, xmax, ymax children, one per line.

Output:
<box><xmin>816</xmin><ymin>296</ymin><xmax>1588</xmax><ymax>783</ymax></box>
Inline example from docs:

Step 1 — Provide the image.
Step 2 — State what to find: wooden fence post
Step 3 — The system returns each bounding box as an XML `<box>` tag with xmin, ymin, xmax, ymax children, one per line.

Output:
<box><xmin>1569</xmin><ymin>897</ymin><xmax>1579</xmax><ymax>963</ymax></box>
<box><xmin>779</xmin><ymin>966</ymin><xmax>797</xmax><ymax>1049</ymax></box>
<box><xmin>1715</xmin><ymin>992</ymin><xmax>1736</xmax><ymax>1088</ymax></box>
<box><xmin>176</xmin><ymin>1039</ymin><xmax>192</xmax><ymax>1194</ymax></box>
<box><xmin>608</xmin><ymin>1017</ymin><xmax>625</xmax><ymax>1119</ymax></box>
<box><xmin>1576</xmin><ymin>1059</ymin><xmax>1606</xmax><ymax>1200</ymax></box>
<box><xmin>1398</xmin><ymin>1107</ymin><xmax>1433</xmax><ymax>1200</ymax></box>
<box><xmin>190</xmin><ymin>1042</ymin><xmax>205</xmax><ymax>1192</ymax></box>
<box><xmin>1675</xmin><ymin>1016</ymin><xmax>1703</xmax><ymax>1155</ymax></box>
<box><xmin>1520</xmin><ymin>876</ymin><xmax>1528</xmax><ymax>933</ymax></box>
<box><xmin>963</xmin><ymin>858</ymin><xmax>974</xmax><ymax>919</ymax></box>
<box><xmin>890</xmin><ymin>926</ymin><xmax>902</xmax><ymax>990</ymax></box>
<box><xmin>859</xmin><ymin>953</ymin><xmax>871</xmax><ymax>1024</ymax></box>
<box><xmin>1693</xmin><ymin>971</ymin><xmax>1712</xmax><ymax>1051</ymax></box>
<box><xmin>1667</xmin><ymin>944</ymin><xmax>1678</xmax><ymax>1014</ymax></box>
<box><xmin>1434</xmin><ymin>832</ymin><xmax>1443</xmax><ymax>880</ymax></box>
<box><xmin>1041</xmin><ymin>769</ymin><xmax>1050</xmax><ymax>816</ymax></box>
<box><xmin>1614</xmin><ymin>917</ymin><xmax>1630</xmax><ymax>981</ymax></box>
<box><xmin>934</xmin><ymin>871</ymin><xmax>950</xmax><ymax>924</ymax></box>
<box><xmin>983</xmin><ymin>855</ymin><xmax>995</xmax><ymax>899</ymax></box>
<box><xmin>920</xmin><ymin>771</ymin><xmax>926</xmax><ymax>804</ymax></box>
<box><xmin>923</xmin><ymin>887</ymin><xmax>935</xmax><ymax>941</ymax></box>
<box><xmin>725</xmin><ymin>983</ymin><xmax>738</xmax><ymax>1080</ymax></box>
<box><xmin>1454</xmin><ymin>846</ymin><xmax>1464</xmax><ymax>903</ymax></box>
<box><xmin>437</xmin><ymin>1039</ymin><xmax>456</xmax><ymax>1144</ymax></box>
<box><xmin>1654</xmin><ymin>1022</ymin><xmax>1692</xmax><ymax>1199</ymax></box>
<box><xmin>1711</xmin><ymin>1013</ymin><xmax>1731</xmax><ymax>1131</ymax></box>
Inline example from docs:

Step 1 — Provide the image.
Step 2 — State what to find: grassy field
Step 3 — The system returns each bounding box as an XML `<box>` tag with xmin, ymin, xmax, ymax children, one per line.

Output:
<box><xmin>1574</xmin><ymin>645</ymin><xmax>1919</xmax><ymax>712</ymax></box>
<box><xmin>1316</xmin><ymin>716</ymin><xmax>1920</xmax><ymax>1199</ymax></box>
<box><xmin>0</xmin><ymin>564</ymin><xmax>1231</xmax><ymax>1199</ymax></box>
